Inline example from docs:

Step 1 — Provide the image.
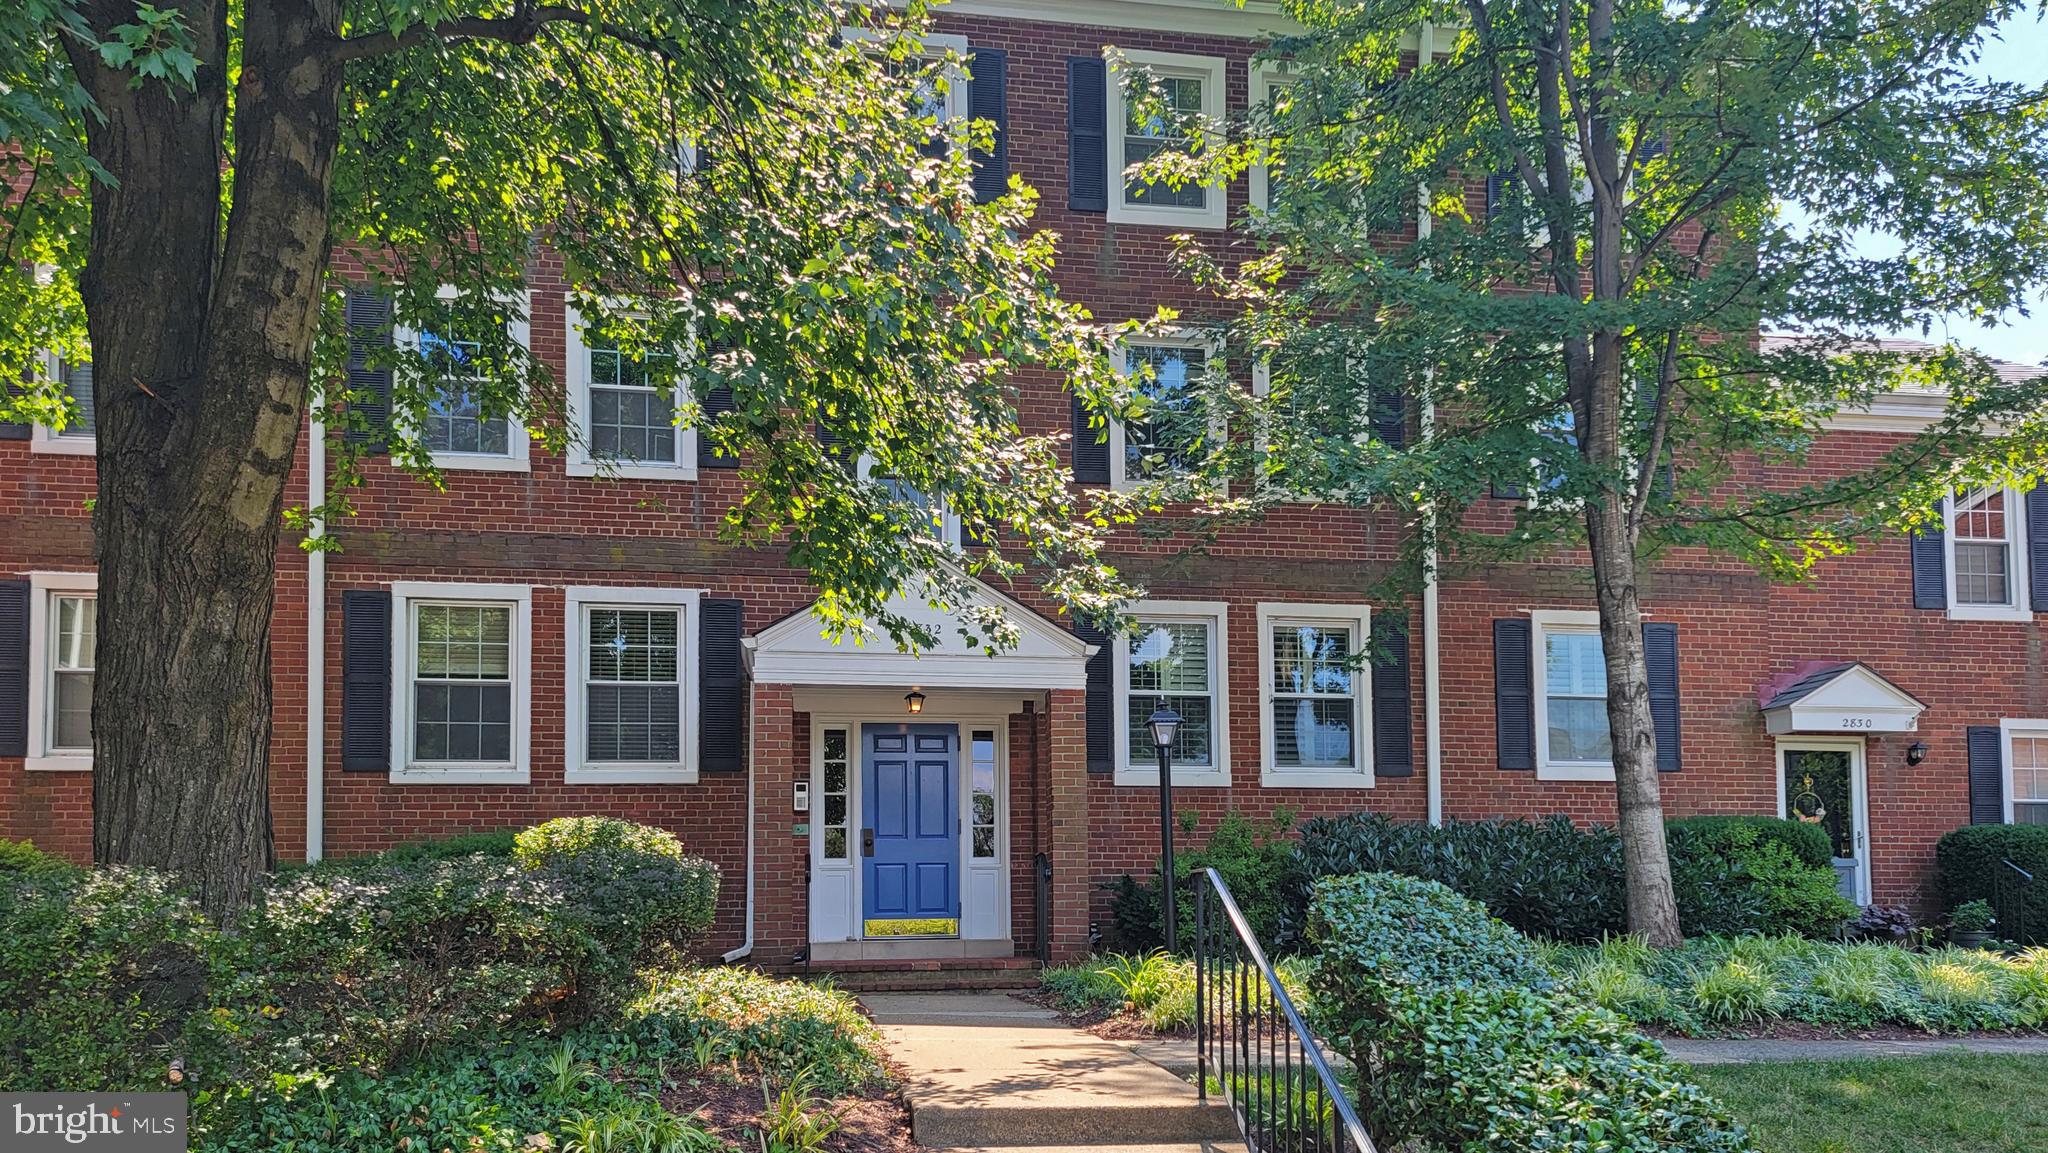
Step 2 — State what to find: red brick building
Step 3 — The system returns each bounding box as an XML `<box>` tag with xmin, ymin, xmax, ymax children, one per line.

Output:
<box><xmin>3</xmin><ymin>1</ymin><xmax>2043</xmax><ymax>967</ymax></box>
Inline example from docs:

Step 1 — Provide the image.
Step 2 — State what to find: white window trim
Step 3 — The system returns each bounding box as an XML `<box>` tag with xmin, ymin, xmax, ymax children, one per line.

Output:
<box><xmin>840</xmin><ymin>27</ymin><xmax>970</xmax><ymax>124</ymax></box>
<box><xmin>1257</xmin><ymin>602</ymin><xmax>1373</xmax><ymax>788</ymax></box>
<box><xmin>1107</xmin><ymin>48</ymin><xmax>1228</xmax><ymax>230</ymax></box>
<box><xmin>24</xmin><ymin>571</ymin><xmax>96</xmax><ymax>771</ymax></box>
<box><xmin>564</xmin><ymin>303</ymin><xmax>697</xmax><ymax>480</ymax></box>
<box><xmin>389</xmin><ymin>581</ymin><xmax>532</xmax><ymax>784</ymax></box>
<box><xmin>856</xmin><ymin>453</ymin><xmax>963</xmax><ymax>547</ymax></box>
<box><xmin>1531</xmin><ymin>609</ymin><xmax>1614</xmax><ymax>782</ymax></box>
<box><xmin>1945</xmin><ymin>487</ymin><xmax>2032</xmax><ymax>622</ymax></box>
<box><xmin>2002</xmin><ymin>718</ymin><xmax>2048</xmax><ymax>824</ymax></box>
<box><xmin>1111</xmin><ymin>331</ymin><xmax>1226</xmax><ymax>492</ymax></box>
<box><xmin>392</xmin><ymin>286</ymin><xmax>532</xmax><ymax>474</ymax></box>
<box><xmin>1247</xmin><ymin>59</ymin><xmax>1299</xmax><ymax>213</ymax></box>
<box><xmin>28</xmin><ymin>352</ymin><xmax>95</xmax><ymax>456</ymax></box>
<box><xmin>563</xmin><ymin>586</ymin><xmax>702</xmax><ymax>784</ymax></box>
<box><xmin>1114</xmin><ymin>598</ymin><xmax>1231</xmax><ymax>787</ymax></box>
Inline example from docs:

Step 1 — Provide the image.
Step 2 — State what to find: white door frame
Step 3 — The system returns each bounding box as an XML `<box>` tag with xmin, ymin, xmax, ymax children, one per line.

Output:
<box><xmin>1773</xmin><ymin>735</ymin><xmax>1871</xmax><ymax>906</ymax></box>
<box><xmin>801</xmin><ymin>699</ymin><xmax>1012</xmax><ymax>947</ymax></box>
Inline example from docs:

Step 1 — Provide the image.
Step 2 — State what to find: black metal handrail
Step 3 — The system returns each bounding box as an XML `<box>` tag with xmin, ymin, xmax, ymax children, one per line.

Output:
<box><xmin>1995</xmin><ymin>857</ymin><xmax>2035</xmax><ymax>945</ymax></box>
<box><xmin>1192</xmin><ymin>867</ymin><xmax>1376</xmax><ymax>1153</ymax></box>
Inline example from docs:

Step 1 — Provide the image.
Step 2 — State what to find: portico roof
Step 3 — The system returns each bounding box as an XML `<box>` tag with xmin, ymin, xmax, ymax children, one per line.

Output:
<box><xmin>1759</xmin><ymin>661</ymin><xmax>1926</xmax><ymax>735</ymax></box>
<box><xmin>742</xmin><ymin>575</ymin><xmax>1095</xmax><ymax>691</ymax></box>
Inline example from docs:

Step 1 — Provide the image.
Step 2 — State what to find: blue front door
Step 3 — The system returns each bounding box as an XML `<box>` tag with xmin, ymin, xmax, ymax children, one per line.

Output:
<box><xmin>862</xmin><ymin>723</ymin><xmax>959</xmax><ymax>936</ymax></box>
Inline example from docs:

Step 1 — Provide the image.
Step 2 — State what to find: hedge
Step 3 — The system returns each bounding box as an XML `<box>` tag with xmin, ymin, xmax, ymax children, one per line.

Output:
<box><xmin>1295</xmin><ymin>813</ymin><xmax>1853</xmax><ymax>941</ymax></box>
<box><xmin>1309</xmin><ymin>872</ymin><xmax>1754</xmax><ymax>1152</ymax></box>
<box><xmin>1937</xmin><ymin>824</ymin><xmax>2048</xmax><ymax>944</ymax></box>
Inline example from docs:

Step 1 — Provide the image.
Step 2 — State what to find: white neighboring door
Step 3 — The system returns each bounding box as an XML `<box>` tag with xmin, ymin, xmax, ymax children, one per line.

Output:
<box><xmin>1776</xmin><ymin>737</ymin><xmax>1870</xmax><ymax>905</ymax></box>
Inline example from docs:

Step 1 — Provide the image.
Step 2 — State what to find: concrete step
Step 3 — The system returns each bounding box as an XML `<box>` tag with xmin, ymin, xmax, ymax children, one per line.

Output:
<box><xmin>912</xmin><ymin>1100</ymin><xmax>1239</xmax><ymax>1148</ymax></box>
<box><xmin>863</xmin><ymin>992</ymin><xmax>1239</xmax><ymax>1149</ymax></box>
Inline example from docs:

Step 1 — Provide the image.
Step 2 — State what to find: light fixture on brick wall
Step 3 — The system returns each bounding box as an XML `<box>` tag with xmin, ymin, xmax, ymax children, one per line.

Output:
<box><xmin>904</xmin><ymin>688</ymin><xmax>926</xmax><ymax>715</ymax></box>
<box><xmin>1906</xmin><ymin>741</ymin><xmax>1929</xmax><ymax>766</ymax></box>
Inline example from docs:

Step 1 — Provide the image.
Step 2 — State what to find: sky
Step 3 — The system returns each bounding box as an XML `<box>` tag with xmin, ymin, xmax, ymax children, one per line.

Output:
<box><xmin>1886</xmin><ymin>12</ymin><xmax>2048</xmax><ymax>365</ymax></box>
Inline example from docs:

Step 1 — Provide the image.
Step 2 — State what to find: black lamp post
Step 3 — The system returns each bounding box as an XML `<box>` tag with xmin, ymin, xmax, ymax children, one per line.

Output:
<box><xmin>1148</xmin><ymin>705</ymin><xmax>1183</xmax><ymax>952</ymax></box>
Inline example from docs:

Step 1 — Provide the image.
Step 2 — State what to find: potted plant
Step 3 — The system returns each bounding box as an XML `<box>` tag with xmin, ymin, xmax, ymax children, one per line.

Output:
<box><xmin>1949</xmin><ymin>899</ymin><xmax>1995</xmax><ymax>948</ymax></box>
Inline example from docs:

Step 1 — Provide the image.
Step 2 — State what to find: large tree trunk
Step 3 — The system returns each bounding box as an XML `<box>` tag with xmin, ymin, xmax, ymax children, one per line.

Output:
<box><xmin>1586</xmin><ymin>502</ymin><xmax>1684</xmax><ymax>946</ymax></box>
<box><xmin>67</xmin><ymin>0</ymin><xmax>346</xmax><ymax>913</ymax></box>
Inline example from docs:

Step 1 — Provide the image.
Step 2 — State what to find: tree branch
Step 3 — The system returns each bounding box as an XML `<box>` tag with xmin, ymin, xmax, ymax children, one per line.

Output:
<box><xmin>324</xmin><ymin>3</ymin><xmax>673</xmax><ymax>65</ymax></box>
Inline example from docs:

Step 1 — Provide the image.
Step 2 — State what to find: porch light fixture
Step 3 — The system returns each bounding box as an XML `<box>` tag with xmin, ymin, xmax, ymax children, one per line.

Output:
<box><xmin>904</xmin><ymin>689</ymin><xmax>927</xmax><ymax>715</ymax></box>
<box><xmin>1147</xmin><ymin>706</ymin><xmax>1183</xmax><ymax>952</ymax></box>
<box><xmin>1906</xmin><ymin>741</ymin><xmax>1929</xmax><ymax>766</ymax></box>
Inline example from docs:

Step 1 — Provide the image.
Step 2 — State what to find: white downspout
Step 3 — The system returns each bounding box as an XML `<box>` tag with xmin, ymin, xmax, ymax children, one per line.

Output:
<box><xmin>1417</xmin><ymin>21</ymin><xmax>1445</xmax><ymax>826</ymax></box>
<box><xmin>305</xmin><ymin>415</ymin><xmax>327</xmax><ymax>862</ymax></box>
<box><xmin>721</xmin><ymin>677</ymin><xmax>757</xmax><ymax>962</ymax></box>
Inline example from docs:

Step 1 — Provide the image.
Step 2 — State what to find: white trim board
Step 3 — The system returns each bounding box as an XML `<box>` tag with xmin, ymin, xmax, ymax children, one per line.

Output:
<box><xmin>562</xmin><ymin>585</ymin><xmax>704</xmax><ymax>784</ymax></box>
<box><xmin>24</xmin><ymin>570</ymin><xmax>97</xmax><ymax>772</ymax></box>
<box><xmin>388</xmin><ymin>580</ymin><xmax>534</xmax><ymax>785</ymax></box>
<box><xmin>1255</xmin><ymin>601</ymin><xmax>1374</xmax><ymax>789</ymax></box>
<box><xmin>1114</xmin><ymin>598</ymin><xmax>1232</xmax><ymax>787</ymax></box>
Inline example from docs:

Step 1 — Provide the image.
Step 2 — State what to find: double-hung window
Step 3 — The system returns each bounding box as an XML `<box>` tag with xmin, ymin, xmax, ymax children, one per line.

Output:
<box><xmin>29</xmin><ymin>354</ymin><xmax>95</xmax><ymax>455</ymax></box>
<box><xmin>1113</xmin><ymin>336</ymin><xmax>1220</xmax><ymax>489</ymax></box>
<box><xmin>565</xmin><ymin>306</ymin><xmax>695</xmax><ymax>479</ymax></box>
<box><xmin>1107</xmin><ymin>50</ymin><xmax>1227</xmax><ymax>229</ymax></box>
<box><xmin>1258</xmin><ymin>603</ymin><xmax>1371</xmax><ymax>787</ymax></box>
<box><xmin>1946</xmin><ymin>487</ymin><xmax>2030</xmax><ymax>620</ymax></box>
<box><xmin>391</xmin><ymin>582</ymin><xmax>531</xmax><ymax>783</ymax></box>
<box><xmin>399</xmin><ymin>291</ymin><xmax>530</xmax><ymax>472</ymax></box>
<box><xmin>2007</xmin><ymin>723</ymin><xmax>2048</xmax><ymax>825</ymax></box>
<box><xmin>1247</xmin><ymin>61</ymin><xmax>1298</xmax><ymax>213</ymax></box>
<box><xmin>1114</xmin><ymin>600</ymin><xmax>1230</xmax><ymax>786</ymax></box>
<box><xmin>1532</xmin><ymin>610</ymin><xmax>1613</xmax><ymax>781</ymax></box>
<box><xmin>564</xmin><ymin>587</ymin><xmax>699</xmax><ymax>783</ymax></box>
<box><xmin>24</xmin><ymin>571</ymin><xmax>97</xmax><ymax>770</ymax></box>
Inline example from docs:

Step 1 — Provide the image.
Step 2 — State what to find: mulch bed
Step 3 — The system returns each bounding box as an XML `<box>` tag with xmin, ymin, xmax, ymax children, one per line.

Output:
<box><xmin>663</xmin><ymin>1074</ymin><xmax>916</xmax><ymax>1153</ymax></box>
<box><xmin>1013</xmin><ymin>988</ymin><xmax>1194</xmax><ymax>1041</ymax></box>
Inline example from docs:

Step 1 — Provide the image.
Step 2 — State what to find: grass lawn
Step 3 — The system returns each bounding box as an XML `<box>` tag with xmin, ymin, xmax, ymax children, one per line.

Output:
<box><xmin>1691</xmin><ymin>1053</ymin><xmax>2048</xmax><ymax>1153</ymax></box>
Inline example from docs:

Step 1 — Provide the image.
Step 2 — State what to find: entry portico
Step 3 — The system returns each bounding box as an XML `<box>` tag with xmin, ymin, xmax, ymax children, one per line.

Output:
<box><xmin>742</xmin><ymin>580</ymin><xmax>1097</xmax><ymax>964</ymax></box>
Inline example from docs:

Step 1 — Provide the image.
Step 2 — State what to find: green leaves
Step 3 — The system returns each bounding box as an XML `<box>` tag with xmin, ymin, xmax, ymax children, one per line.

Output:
<box><xmin>97</xmin><ymin>4</ymin><xmax>200</xmax><ymax>90</ymax></box>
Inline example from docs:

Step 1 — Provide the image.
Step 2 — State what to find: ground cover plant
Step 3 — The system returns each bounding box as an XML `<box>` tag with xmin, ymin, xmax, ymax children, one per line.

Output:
<box><xmin>1548</xmin><ymin>934</ymin><xmax>2048</xmax><ymax>1035</ymax></box>
<box><xmin>1691</xmin><ymin>1053</ymin><xmax>2048</xmax><ymax>1153</ymax></box>
<box><xmin>0</xmin><ymin>822</ymin><xmax>889</xmax><ymax>1152</ymax></box>
<box><xmin>1040</xmin><ymin>950</ymin><xmax>1312</xmax><ymax>1034</ymax></box>
<box><xmin>1309</xmin><ymin>872</ymin><xmax>1753</xmax><ymax>1151</ymax></box>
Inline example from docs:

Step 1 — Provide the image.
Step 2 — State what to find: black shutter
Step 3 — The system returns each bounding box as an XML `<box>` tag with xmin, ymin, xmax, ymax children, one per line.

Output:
<box><xmin>700</xmin><ymin>598</ymin><xmax>745</xmax><ymax>773</ymax></box>
<box><xmin>1067</xmin><ymin>57</ymin><xmax>1108</xmax><ymax>212</ymax></box>
<box><xmin>1643</xmin><ymin>621</ymin><xmax>1681</xmax><ymax>772</ymax></box>
<box><xmin>340</xmin><ymin>589</ymin><xmax>391</xmax><ymax>771</ymax></box>
<box><xmin>1369</xmin><ymin>382</ymin><xmax>1406</xmax><ymax>449</ymax></box>
<box><xmin>698</xmin><ymin>386</ymin><xmax>739</xmax><ymax>468</ymax></box>
<box><xmin>1493</xmin><ymin>618</ymin><xmax>1534</xmax><ymax>770</ymax></box>
<box><xmin>1491</xmin><ymin>480</ymin><xmax>1527</xmax><ymax>501</ymax></box>
<box><xmin>1911</xmin><ymin>527</ymin><xmax>1947</xmax><ymax>610</ymax></box>
<box><xmin>1371</xmin><ymin>625</ymin><xmax>1413</xmax><ymax>777</ymax></box>
<box><xmin>1486</xmin><ymin>169</ymin><xmax>1518</xmax><ymax>219</ymax></box>
<box><xmin>1072</xmin><ymin>394</ymin><xmax>1111</xmax><ymax>484</ymax></box>
<box><xmin>1075</xmin><ymin>621</ymin><xmax>1113</xmax><ymax>774</ymax></box>
<box><xmin>2028</xmin><ymin>485</ymin><xmax>2048</xmax><ymax>612</ymax></box>
<box><xmin>0</xmin><ymin>581</ymin><xmax>28</xmax><ymax>757</ymax></box>
<box><xmin>815</xmin><ymin>419</ymin><xmax>852</xmax><ymax>467</ymax></box>
<box><xmin>1968</xmin><ymin>725</ymin><xmax>2006</xmax><ymax>825</ymax></box>
<box><xmin>970</xmin><ymin>48</ymin><xmax>1009</xmax><ymax>204</ymax></box>
<box><xmin>0</xmin><ymin>420</ymin><xmax>28</xmax><ymax>440</ymax></box>
<box><xmin>343</xmin><ymin>288</ymin><xmax>393</xmax><ymax>448</ymax></box>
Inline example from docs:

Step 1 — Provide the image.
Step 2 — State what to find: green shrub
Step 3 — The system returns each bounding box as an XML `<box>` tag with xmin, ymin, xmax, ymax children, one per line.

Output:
<box><xmin>1296</xmin><ymin>813</ymin><xmax>1848</xmax><ymax>941</ymax></box>
<box><xmin>1106</xmin><ymin>811</ymin><xmax>1303</xmax><ymax>951</ymax></box>
<box><xmin>0</xmin><ymin>838</ymin><xmax>74</xmax><ymax>876</ymax></box>
<box><xmin>1309</xmin><ymin>873</ymin><xmax>1751</xmax><ymax>1151</ymax></box>
<box><xmin>375</xmin><ymin>828</ymin><xmax>519</xmax><ymax>862</ymax></box>
<box><xmin>1690</xmin><ymin>958</ymin><xmax>1785</xmax><ymax>1023</ymax></box>
<box><xmin>513</xmin><ymin>816</ymin><xmax>688</xmax><ymax>869</ymax></box>
<box><xmin>623</xmin><ymin>967</ymin><xmax>884</xmax><ymax>1093</ymax></box>
<box><xmin>0</xmin><ymin>868</ymin><xmax>212</xmax><ymax>1091</ymax></box>
<box><xmin>1666</xmin><ymin>815</ymin><xmax>1833</xmax><ymax>870</ymax></box>
<box><xmin>1936</xmin><ymin>824</ymin><xmax>2048</xmax><ymax>945</ymax></box>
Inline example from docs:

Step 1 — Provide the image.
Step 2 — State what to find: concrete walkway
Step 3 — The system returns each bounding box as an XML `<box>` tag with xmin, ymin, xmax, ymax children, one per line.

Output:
<box><xmin>1660</xmin><ymin>1036</ymin><xmax>2048</xmax><ymax>1065</ymax></box>
<box><xmin>861</xmin><ymin>991</ymin><xmax>1237</xmax><ymax>1150</ymax></box>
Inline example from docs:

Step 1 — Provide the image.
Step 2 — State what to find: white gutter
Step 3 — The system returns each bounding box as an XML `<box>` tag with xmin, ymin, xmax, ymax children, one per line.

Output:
<box><xmin>305</xmin><ymin>414</ymin><xmax>327</xmax><ymax>862</ymax></box>
<box><xmin>720</xmin><ymin>677</ymin><xmax>757</xmax><ymax>962</ymax></box>
<box><xmin>1417</xmin><ymin>22</ymin><xmax>1445</xmax><ymax>826</ymax></box>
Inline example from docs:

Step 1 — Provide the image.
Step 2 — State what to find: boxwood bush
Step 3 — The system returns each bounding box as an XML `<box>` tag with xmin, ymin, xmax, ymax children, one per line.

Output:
<box><xmin>1296</xmin><ymin>812</ymin><xmax>1852</xmax><ymax>941</ymax></box>
<box><xmin>1937</xmin><ymin>824</ymin><xmax>2048</xmax><ymax>945</ymax></box>
<box><xmin>1309</xmin><ymin>872</ymin><xmax>1753</xmax><ymax>1152</ymax></box>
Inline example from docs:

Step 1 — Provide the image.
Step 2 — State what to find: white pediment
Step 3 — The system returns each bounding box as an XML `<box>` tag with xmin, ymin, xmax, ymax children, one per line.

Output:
<box><xmin>1763</xmin><ymin>663</ymin><xmax>1926</xmax><ymax>735</ymax></box>
<box><xmin>744</xmin><ymin>579</ymin><xmax>1093</xmax><ymax>691</ymax></box>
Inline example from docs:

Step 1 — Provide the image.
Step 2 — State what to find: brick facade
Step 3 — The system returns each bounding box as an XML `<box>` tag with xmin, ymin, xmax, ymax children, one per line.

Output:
<box><xmin>2</xmin><ymin>2</ymin><xmax>2041</xmax><ymax>959</ymax></box>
